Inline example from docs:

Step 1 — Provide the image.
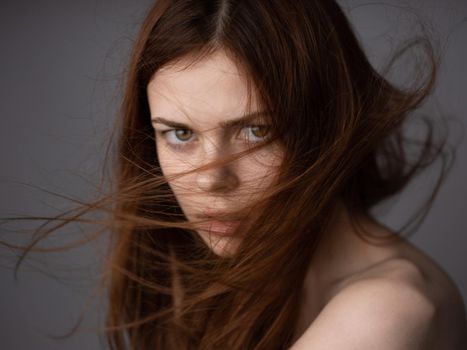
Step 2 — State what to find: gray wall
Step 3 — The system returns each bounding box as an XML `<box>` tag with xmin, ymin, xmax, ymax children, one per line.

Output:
<box><xmin>0</xmin><ymin>1</ymin><xmax>466</xmax><ymax>349</ymax></box>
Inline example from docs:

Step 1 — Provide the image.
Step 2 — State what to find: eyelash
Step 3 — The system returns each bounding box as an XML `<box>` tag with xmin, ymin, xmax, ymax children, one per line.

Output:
<box><xmin>159</xmin><ymin>125</ymin><xmax>270</xmax><ymax>150</ymax></box>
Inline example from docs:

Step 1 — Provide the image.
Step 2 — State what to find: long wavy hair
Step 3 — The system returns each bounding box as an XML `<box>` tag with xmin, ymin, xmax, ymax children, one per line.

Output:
<box><xmin>2</xmin><ymin>0</ymin><xmax>452</xmax><ymax>349</ymax></box>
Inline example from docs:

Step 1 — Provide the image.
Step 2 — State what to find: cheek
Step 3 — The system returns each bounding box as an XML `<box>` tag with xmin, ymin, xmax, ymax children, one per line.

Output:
<box><xmin>156</xmin><ymin>144</ymin><xmax>196</xmax><ymax>202</ymax></box>
<box><xmin>239</xmin><ymin>147</ymin><xmax>284</xmax><ymax>191</ymax></box>
<box><xmin>156</xmin><ymin>138</ymin><xmax>193</xmax><ymax>177</ymax></box>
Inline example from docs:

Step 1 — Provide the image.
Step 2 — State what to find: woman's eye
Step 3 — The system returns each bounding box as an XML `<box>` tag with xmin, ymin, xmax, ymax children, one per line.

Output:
<box><xmin>162</xmin><ymin>128</ymin><xmax>195</xmax><ymax>145</ymax></box>
<box><xmin>242</xmin><ymin>125</ymin><xmax>270</xmax><ymax>142</ymax></box>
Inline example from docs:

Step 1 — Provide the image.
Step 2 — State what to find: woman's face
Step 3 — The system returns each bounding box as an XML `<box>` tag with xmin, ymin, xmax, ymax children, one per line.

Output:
<box><xmin>147</xmin><ymin>50</ymin><xmax>284</xmax><ymax>256</ymax></box>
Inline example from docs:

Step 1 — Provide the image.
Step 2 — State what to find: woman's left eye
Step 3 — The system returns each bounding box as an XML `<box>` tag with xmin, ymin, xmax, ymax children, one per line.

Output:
<box><xmin>241</xmin><ymin>125</ymin><xmax>270</xmax><ymax>142</ymax></box>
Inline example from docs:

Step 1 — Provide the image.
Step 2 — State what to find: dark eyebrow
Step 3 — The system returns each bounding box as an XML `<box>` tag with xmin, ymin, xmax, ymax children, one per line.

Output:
<box><xmin>151</xmin><ymin>111</ymin><xmax>268</xmax><ymax>129</ymax></box>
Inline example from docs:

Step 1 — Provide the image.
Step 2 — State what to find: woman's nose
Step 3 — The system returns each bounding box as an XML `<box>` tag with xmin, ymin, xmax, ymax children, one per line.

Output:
<box><xmin>196</xmin><ymin>167</ymin><xmax>239</xmax><ymax>193</ymax></box>
<box><xmin>195</xmin><ymin>141</ymin><xmax>239</xmax><ymax>193</ymax></box>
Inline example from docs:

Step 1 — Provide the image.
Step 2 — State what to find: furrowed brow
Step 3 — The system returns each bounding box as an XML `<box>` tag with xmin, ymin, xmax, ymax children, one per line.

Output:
<box><xmin>219</xmin><ymin>111</ymin><xmax>268</xmax><ymax>128</ymax></box>
<box><xmin>151</xmin><ymin>111</ymin><xmax>268</xmax><ymax>129</ymax></box>
<box><xmin>151</xmin><ymin>117</ymin><xmax>189</xmax><ymax>129</ymax></box>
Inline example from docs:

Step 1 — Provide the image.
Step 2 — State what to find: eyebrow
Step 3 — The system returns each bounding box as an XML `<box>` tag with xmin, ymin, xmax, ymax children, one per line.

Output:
<box><xmin>151</xmin><ymin>111</ymin><xmax>268</xmax><ymax>129</ymax></box>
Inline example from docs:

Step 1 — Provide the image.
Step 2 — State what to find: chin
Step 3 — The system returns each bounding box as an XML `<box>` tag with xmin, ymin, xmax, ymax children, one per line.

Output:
<box><xmin>197</xmin><ymin>231</ymin><xmax>240</xmax><ymax>257</ymax></box>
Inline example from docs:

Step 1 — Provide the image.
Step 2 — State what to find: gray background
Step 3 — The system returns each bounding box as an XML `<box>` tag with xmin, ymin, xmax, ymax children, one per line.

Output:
<box><xmin>0</xmin><ymin>1</ymin><xmax>466</xmax><ymax>349</ymax></box>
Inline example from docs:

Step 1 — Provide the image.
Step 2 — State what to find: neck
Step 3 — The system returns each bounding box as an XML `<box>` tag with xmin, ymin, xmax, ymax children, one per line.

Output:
<box><xmin>304</xmin><ymin>201</ymin><xmax>401</xmax><ymax>303</ymax></box>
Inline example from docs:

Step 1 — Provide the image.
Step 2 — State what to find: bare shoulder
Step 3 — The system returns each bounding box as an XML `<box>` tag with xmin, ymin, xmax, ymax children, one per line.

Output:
<box><xmin>290</xmin><ymin>258</ymin><xmax>435</xmax><ymax>349</ymax></box>
<box><xmin>290</xmin><ymin>257</ymin><xmax>467</xmax><ymax>349</ymax></box>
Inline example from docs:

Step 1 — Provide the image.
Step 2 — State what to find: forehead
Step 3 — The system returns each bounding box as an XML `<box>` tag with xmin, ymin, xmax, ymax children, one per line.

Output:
<box><xmin>146</xmin><ymin>50</ymin><xmax>259</xmax><ymax>126</ymax></box>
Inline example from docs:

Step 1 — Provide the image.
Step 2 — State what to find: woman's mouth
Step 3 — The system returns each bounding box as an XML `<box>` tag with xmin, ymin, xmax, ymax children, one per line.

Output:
<box><xmin>194</xmin><ymin>210</ymin><xmax>243</xmax><ymax>236</ymax></box>
<box><xmin>198</xmin><ymin>218</ymin><xmax>241</xmax><ymax>236</ymax></box>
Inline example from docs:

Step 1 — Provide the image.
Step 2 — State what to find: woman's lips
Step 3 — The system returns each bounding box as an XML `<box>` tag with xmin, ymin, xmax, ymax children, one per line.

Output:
<box><xmin>195</xmin><ymin>210</ymin><xmax>242</xmax><ymax>236</ymax></box>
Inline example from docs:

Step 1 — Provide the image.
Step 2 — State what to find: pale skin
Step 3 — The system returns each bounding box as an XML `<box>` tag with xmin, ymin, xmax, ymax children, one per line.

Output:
<box><xmin>146</xmin><ymin>50</ymin><xmax>467</xmax><ymax>349</ymax></box>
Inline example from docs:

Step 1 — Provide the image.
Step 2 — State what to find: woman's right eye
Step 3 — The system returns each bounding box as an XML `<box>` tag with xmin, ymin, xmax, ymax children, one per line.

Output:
<box><xmin>161</xmin><ymin>128</ymin><xmax>195</xmax><ymax>147</ymax></box>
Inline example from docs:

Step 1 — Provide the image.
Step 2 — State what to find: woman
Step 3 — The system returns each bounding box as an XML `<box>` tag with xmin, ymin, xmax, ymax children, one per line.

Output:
<box><xmin>8</xmin><ymin>0</ymin><xmax>466</xmax><ymax>349</ymax></box>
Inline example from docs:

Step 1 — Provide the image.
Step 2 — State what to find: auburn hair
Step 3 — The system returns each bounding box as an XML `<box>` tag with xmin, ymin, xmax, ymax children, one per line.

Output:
<box><xmin>3</xmin><ymin>0</ymin><xmax>451</xmax><ymax>349</ymax></box>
